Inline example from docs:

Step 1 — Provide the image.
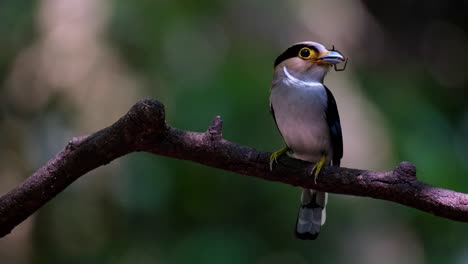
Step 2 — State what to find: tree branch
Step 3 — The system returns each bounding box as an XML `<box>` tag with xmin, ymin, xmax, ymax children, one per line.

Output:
<box><xmin>1</xmin><ymin>99</ymin><xmax>467</xmax><ymax>238</ymax></box>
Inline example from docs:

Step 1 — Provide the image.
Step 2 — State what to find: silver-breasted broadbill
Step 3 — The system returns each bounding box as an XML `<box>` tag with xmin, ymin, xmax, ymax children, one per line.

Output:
<box><xmin>269</xmin><ymin>41</ymin><xmax>345</xmax><ymax>240</ymax></box>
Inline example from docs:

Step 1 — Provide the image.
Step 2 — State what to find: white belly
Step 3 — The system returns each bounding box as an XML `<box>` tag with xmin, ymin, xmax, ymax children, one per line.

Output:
<box><xmin>270</xmin><ymin>82</ymin><xmax>332</xmax><ymax>162</ymax></box>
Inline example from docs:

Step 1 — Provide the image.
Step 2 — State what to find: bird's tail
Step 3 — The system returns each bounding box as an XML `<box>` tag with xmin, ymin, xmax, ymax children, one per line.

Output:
<box><xmin>295</xmin><ymin>189</ymin><xmax>328</xmax><ymax>240</ymax></box>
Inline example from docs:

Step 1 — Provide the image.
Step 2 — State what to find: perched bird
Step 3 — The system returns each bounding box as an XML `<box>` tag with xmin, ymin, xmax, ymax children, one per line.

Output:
<box><xmin>269</xmin><ymin>41</ymin><xmax>345</xmax><ymax>240</ymax></box>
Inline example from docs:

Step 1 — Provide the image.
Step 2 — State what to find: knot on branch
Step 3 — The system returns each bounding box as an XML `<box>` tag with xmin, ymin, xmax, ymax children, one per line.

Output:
<box><xmin>207</xmin><ymin>116</ymin><xmax>223</xmax><ymax>141</ymax></box>
<box><xmin>126</xmin><ymin>99</ymin><xmax>166</xmax><ymax>136</ymax></box>
<box><xmin>66</xmin><ymin>136</ymin><xmax>88</xmax><ymax>150</ymax></box>
<box><xmin>394</xmin><ymin>161</ymin><xmax>417</xmax><ymax>178</ymax></box>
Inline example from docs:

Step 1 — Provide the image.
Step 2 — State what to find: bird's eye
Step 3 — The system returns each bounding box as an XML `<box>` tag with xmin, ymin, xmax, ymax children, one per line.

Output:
<box><xmin>298</xmin><ymin>47</ymin><xmax>314</xmax><ymax>59</ymax></box>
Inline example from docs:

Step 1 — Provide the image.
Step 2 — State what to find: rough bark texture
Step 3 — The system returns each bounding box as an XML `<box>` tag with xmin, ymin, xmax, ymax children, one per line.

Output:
<box><xmin>1</xmin><ymin>99</ymin><xmax>467</xmax><ymax>238</ymax></box>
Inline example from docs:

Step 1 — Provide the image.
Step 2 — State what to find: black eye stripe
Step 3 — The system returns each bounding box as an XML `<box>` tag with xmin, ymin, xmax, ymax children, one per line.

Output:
<box><xmin>274</xmin><ymin>44</ymin><xmax>319</xmax><ymax>66</ymax></box>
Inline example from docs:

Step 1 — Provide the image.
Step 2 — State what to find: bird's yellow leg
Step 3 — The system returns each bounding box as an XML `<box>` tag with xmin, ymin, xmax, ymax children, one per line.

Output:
<box><xmin>312</xmin><ymin>154</ymin><xmax>327</xmax><ymax>184</ymax></box>
<box><xmin>269</xmin><ymin>147</ymin><xmax>289</xmax><ymax>171</ymax></box>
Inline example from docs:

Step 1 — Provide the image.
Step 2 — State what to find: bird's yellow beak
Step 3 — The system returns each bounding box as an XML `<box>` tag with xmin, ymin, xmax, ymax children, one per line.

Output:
<box><xmin>317</xmin><ymin>50</ymin><xmax>345</xmax><ymax>65</ymax></box>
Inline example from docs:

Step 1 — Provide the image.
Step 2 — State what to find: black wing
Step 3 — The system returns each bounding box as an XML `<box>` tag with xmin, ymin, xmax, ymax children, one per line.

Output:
<box><xmin>324</xmin><ymin>86</ymin><xmax>343</xmax><ymax>166</ymax></box>
<box><xmin>269</xmin><ymin>102</ymin><xmax>279</xmax><ymax>131</ymax></box>
<box><xmin>269</xmin><ymin>101</ymin><xmax>289</xmax><ymax>148</ymax></box>
<box><xmin>269</xmin><ymin>102</ymin><xmax>282</xmax><ymax>137</ymax></box>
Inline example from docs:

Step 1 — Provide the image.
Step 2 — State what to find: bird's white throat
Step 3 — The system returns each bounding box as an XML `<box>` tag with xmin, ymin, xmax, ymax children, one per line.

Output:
<box><xmin>282</xmin><ymin>66</ymin><xmax>323</xmax><ymax>88</ymax></box>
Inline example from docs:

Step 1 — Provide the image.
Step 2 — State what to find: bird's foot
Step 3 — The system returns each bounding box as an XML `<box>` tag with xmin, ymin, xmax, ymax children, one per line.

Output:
<box><xmin>269</xmin><ymin>147</ymin><xmax>289</xmax><ymax>171</ymax></box>
<box><xmin>311</xmin><ymin>154</ymin><xmax>327</xmax><ymax>184</ymax></box>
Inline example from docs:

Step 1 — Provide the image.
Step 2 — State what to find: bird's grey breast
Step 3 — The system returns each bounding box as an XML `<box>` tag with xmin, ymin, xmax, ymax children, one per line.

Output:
<box><xmin>270</xmin><ymin>78</ymin><xmax>332</xmax><ymax>162</ymax></box>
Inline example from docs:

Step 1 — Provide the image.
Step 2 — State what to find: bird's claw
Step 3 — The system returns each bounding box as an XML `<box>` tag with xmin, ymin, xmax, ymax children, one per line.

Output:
<box><xmin>269</xmin><ymin>147</ymin><xmax>288</xmax><ymax>171</ymax></box>
<box><xmin>311</xmin><ymin>155</ymin><xmax>327</xmax><ymax>184</ymax></box>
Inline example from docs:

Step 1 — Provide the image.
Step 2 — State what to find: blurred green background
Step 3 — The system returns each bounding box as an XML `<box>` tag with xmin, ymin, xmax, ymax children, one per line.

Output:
<box><xmin>1</xmin><ymin>0</ymin><xmax>468</xmax><ymax>263</ymax></box>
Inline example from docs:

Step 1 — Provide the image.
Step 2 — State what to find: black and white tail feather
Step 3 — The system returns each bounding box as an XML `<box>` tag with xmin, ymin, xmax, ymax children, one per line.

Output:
<box><xmin>295</xmin><ymin>189</ymin><xmax>328</xmax><ymax>240</ymax></box>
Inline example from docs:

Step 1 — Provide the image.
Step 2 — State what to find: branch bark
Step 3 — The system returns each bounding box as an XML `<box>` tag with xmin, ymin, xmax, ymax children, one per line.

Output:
<box><xmin>1</xmin><ymin>99</ymin><xmax>467</xmax><ymax>238</ymax></box>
